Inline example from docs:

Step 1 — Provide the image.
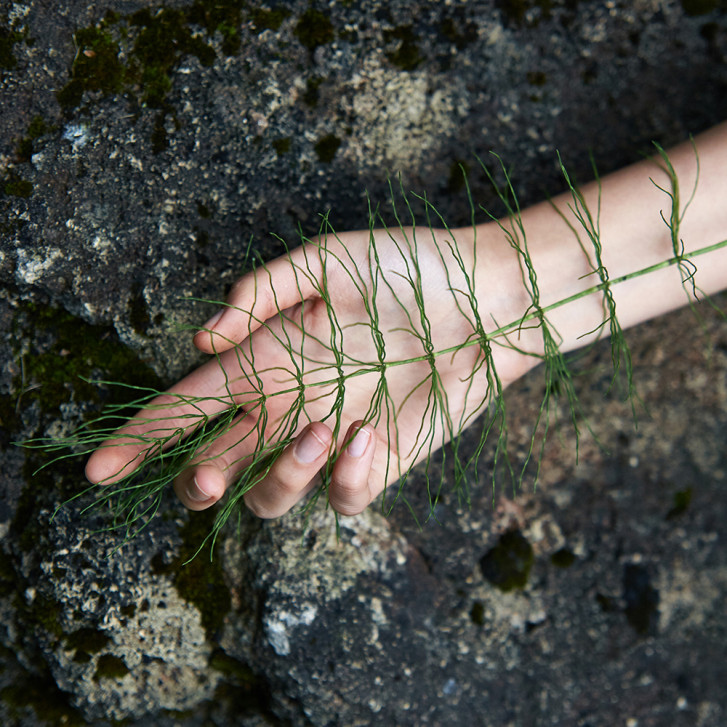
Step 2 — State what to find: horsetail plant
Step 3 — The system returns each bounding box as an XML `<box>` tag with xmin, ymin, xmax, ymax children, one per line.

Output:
<box><xmin>24</xmin><ymin>143</ymin><xmax>726</xmax><ymax>558</ymax></box>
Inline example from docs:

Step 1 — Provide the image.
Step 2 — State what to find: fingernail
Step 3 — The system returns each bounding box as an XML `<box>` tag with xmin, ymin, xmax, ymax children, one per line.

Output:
<box><xmin>200</xmin><ymin>309</ymin><xmax>224</xmax><ymax>332</ymax></box>
<box><xmin>294</xmin><ymin>427</ymin><xmax>327</xmax><ymax>464</ymax></box>
<box><xmin>189</xmin><ymin>474</ymin><xmax>212</xmax><ymax>502</ymax></box>
<box><xmin>347</xmin><ymin>427</ymin><xmax>370</xmax><ymax>458</ymax></box>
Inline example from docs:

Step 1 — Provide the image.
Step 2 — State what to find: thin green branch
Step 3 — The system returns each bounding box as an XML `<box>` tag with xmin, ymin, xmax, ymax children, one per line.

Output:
<box><xmin>22</xmin><ymin>142</ymin><xmax>726</xmax><ymax>554</ymax></box>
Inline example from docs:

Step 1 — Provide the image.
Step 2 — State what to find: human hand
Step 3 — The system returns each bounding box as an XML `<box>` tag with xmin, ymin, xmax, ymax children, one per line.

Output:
<box><xmin>85</xmin><ymin>221</ymin><xmax>530</xmax><ymax>520</ymax></box>
<box><xmin>84</xmin><ymin>124</ymin><xmax>727</xmax><ymax>524</ymax></box>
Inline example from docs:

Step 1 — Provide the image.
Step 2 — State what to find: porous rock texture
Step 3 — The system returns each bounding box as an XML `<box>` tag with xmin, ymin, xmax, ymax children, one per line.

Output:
<box><xmin>1</xmin><ymin>1</ymin><xmax>727</xmax><ymax>725</ymax></box>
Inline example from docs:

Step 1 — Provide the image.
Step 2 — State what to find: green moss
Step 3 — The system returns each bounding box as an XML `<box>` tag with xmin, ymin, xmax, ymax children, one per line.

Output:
<box><xmin>469</xmin><ymin>601</ymin><xmax>485</xmax><ymax>626</ymax></box>
<box><xmin>4</xmin><ymin>176</ymin><xmax>33</xmax><ymax>198</ymax></box>
<box><xmin>272</xmin><ymin>136</ymin><xmax>291</xmax><ymax>156</ymax></box>
<box><xmin>130</xmin><ymin>7</ymin><xmax>215</xmax><ymax>107</ymax></box>
<box><xmin>294</xmin><ymin>8</ymin><xmax>335</xmax><ymax>51</ymax></box>
<box><xmin>480</xmin><ymin>529</ymin><xmax>534</xmax><ymax>592</ymax></box>
<box><xmin>209</xmin><ymin>650</ymin><xmax>256</xmax><ymax>682</ymax></box>
<box><xmin>496</xmin><ymin>0</ymin><xmax>555</xmax><ymax>26</ymax></box>
<box><xmin>384</xmin><ymin>25</ymin><xmax>422</xmax><ymax>71</ymax></box>
<box><xmin>16</xmin><ymin>114</ymin><xmax>54</xmax><ymax>161</ymax></box>
<box><xmin>680</xmin><ymin>0</ymin><xmax>719</xmax><ymax>15</ymax></box>
<box><xmin>186</xmin><ymin>0</ymin><xmax>245</xmax><ymax>55</ymax></box>
<box><xmin>219</xmin><ymin>21</ymin><xmax>242</xmax><ymax>54</ymax></box>
<box><xmin>527</xmin><ymin>70</ymin><xmax>547</xmax><ymax>86</ymax></box>
<box><xmin>0</xmin><ymin>20</ymin><xmax>26</xmax><ymax>71</ymax></box>
<box><xmin>75</xmin><ymin>25</ymin><xmax>124</xmax><ymax>92</ymax></box>
<box><xmin>94</xmin><ymin>653</ymin><xmax>130</xmax><ymax>680</ymax></box>
<box><xmin>550</xmin><ymin>547</ymin><xmax>576</xmax><ymax>568</ymax></box>
<box><xmin>303</xmin><ymin>76</ymin><xmax>323</xmax><ymax>107</ymax></box>
<box><xmin>666</xmin><ymin>486</ymin><xmax>692</xmax><ymax>520</ymax></box>
<box><xmin>142</xmin><ymin>65</ymin><xmax>173</xmax><ymax>109</ymax></box>
<box><xmin>57</xmin><ymin>2</ymin><xmax>244</xmax><ymax>115</ymax></box>
<box><xmin>51</xmin><ymin>3</ymin><xmax>250</xmax><ymax>159</ymax></box>
<box><xmin>440</xmin><ymin>13</ymin><xmax>478</xmax><ymax>49</ymax></box>
<box><xmin>10</xmin><ymin>304</ymin><xmax>162</xmax><ymax>418</ymax></box>
<box><xmin>56</xmin><ymin>25</ymin><xmax>119</xmax><ymax>109</ymax></box>
<box><xmin>250</xmin><ymin>7</ymin><xmax>291</xmax><ymax>35</ymax></box>
<box><xmin>158</xmin><ymin>509</ymin><xmax>232</xmax><ymax>638</ymax></box>
<box><xmin>314</xmin><ymin>133</ymin><xmax>341</xmax><ymax>163</ymax></box>
<box><xmin>188</xmin><ymin>0</ymin><xmax>247</xmax><ymax>38</ymax></box>
<box><xmin>66</xmin><ymin>627</ymin><xmax>111</xmax><ymax>660</ymax></box>
<box><xmin>622</xmin><ymin>563</ymin><xmax>659</xmax><ymax>635</ymax></box>
<box><xmin>1</xmin><ymin>674</ymin><xmax>83</xmax><ymax>726</ymax></box>
<box><xmin>188</xmin><ymin>0</ymin><xmax>245</xmax><ymax>47</ymax></box>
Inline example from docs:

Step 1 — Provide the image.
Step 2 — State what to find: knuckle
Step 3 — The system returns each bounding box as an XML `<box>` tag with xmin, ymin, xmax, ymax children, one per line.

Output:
<box><xmin>243</xmin><ymin>469</ymin><xmax>303</xmax><ymax>520</ymax></box>
<box><xmin>248</xmin><ymin>282</ymin><xmax>275</xmax><ymax>315</ymax></box>
<box><xmin>269</xmin><ymin>470</ymin><xmax>305</xmax><ymax>499</ymax></box>
<box><xmin>333</xmin><ymin>500</ymin><xmax>364</xmax><ymax>517</ymax></box>
<box><xmin>332</xmin><ymin>475</ymin><xmax>362</xmax><ymax>499</ymax></box>
<box><xmin>330</xmin><ymin>475</ymin><xmax>367</xmax><ymax>516</ymax></box>
<box><xmin>243</xmin><ymin>492</ymin><xmax>281</xmax><ymax>520</ymax></box>
<box><xmin>228</xmin><ymin>276</ymin><xmax>249</xmax><ymax>304</ymax></box>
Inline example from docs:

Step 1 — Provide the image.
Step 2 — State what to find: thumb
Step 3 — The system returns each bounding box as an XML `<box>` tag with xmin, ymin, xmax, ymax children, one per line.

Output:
<box><xmin>193</xmin><ymin>244</ymin><xmax>323</xmax><ymax>354</ymax></box>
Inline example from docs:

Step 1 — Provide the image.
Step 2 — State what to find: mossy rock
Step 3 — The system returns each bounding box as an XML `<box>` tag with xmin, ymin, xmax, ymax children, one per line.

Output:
<box><xmin>314</xmin><ymin>133</ymin><xmax>341</xmax><ymax>163</ymax></box>
<box><xmin>680</xmin><ymin>0</ymin><xmax>721</xmax><ymax>16</ymax></box>
<box><xmin>384</xmin><ymin>25</ymin><xmax>423</xmax><ymax>70</ymax></box>
<box><xmin>0</xmin><ymin>18</ymin><xmax>28</xmax><ymax>72</ymax></box>
<box><xmin>152</xmin><ymin>508</ymin><xmax>232</xmax><ymax>638</ymax></box>
<box><xmin>480</xmin><ymin>529</ymin><xmax>534</xmax><ymax>591</ymax></box>
<box><xmin>94</xmin><ymin>653</ymin><xmax>130</xmax><ymax>680</ymax></box>
<box><xmin>294</xmin><ymin>8</ymin><xmax>334</xmax><ymax>51</ymax></box>
<box><xmin>3</xmin><ymin>176</ymin><xmax>33</xmax><ymax>198</ymax></box>
<box><xmin>9</xmin><ymin>302</ymin><xmax>163</xmax><ymax>422</ymax></box>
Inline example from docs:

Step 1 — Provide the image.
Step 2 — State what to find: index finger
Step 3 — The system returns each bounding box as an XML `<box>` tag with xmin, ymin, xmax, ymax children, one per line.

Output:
<box><xmin>193</xmin><ymin>243</ymin><xmax>323</xmax><ymax>355</ymax></box>
<box><xmin>84</xmin><ymin>349</ymin><xmax>255</xmax><ymax>485</ymax></box>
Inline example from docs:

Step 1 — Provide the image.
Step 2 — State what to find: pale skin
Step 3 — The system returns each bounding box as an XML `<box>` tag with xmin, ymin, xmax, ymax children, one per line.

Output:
<box><xmin>85</xmin><ymin>122</ymin><xmax>727</xmax><ymax>518</ymax></box>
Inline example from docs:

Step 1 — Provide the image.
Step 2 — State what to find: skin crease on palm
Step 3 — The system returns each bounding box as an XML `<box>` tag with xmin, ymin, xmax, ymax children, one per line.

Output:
<box><xmin>84</xmin><ymin>122</ymin><xmax>727</xmax><ymax>520</ymax></box>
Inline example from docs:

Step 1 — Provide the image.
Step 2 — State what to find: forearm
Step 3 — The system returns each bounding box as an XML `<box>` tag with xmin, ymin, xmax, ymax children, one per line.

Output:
<box><xmin>474</xmin><ymin>122</ymin><xmax>727</xmax><ymax>358</ymax></box>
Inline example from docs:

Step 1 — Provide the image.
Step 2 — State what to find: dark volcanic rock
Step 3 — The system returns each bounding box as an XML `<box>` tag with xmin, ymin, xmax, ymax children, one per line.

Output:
<box><xmin>2</xmin><ymin>1</ymin><xmax>727</xmax><ymax>725</ymax></box>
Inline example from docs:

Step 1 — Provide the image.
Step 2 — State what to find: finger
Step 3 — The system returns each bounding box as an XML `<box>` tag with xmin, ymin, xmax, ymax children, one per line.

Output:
<box><xmin>85</xmin><ymin>349</ymin><xmax>255</xmax><ymax>485</ymax></box>
<box><xmin>171</xmin><ymin>408</ymin><xmax>259</xmax><ymax>509</ymax></box>
<box><xmin>170</xmin><ymin>391</ymin><xmax>308</xmax><ymax>513</ymax></box>
<box><xmin>193</xmin><ymin>246</ymin><xmax>323</xmax><ymax>354</ymax></box>
<box><xmin>173</xmin><ymin>463</ymin><xmax>227</xmax><ymax>511</ymax></box>
<box><xmin>328</xmin><ymin>421</ymin><xmax>377</xmax><ymax>516</ymax></box>
<box><xmin>243</xmin><ymin>422</ymin><xmax>333</xmax><ymax>519</ymax></box>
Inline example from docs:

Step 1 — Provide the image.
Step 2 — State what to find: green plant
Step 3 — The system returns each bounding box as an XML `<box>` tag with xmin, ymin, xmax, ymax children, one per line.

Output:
<box><xmin>25</xmin><ymin>144</ymin><xmax>726</xmax><ymax>557</ymax></box>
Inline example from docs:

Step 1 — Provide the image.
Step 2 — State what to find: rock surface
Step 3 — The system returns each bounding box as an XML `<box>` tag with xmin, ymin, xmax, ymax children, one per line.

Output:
<box><xmin>1</xmin><ymin>1</ymin><xmax>727</xmax><ymax>725</ymax></box>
